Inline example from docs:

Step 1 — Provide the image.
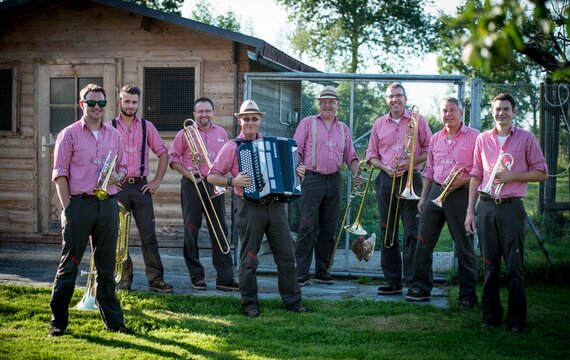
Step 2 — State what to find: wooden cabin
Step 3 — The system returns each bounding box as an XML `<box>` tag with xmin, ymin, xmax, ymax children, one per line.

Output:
<box><xmin>0</xmin><ymin>0</ymin><xmax>318</xmax><ymax>247</ymax></box>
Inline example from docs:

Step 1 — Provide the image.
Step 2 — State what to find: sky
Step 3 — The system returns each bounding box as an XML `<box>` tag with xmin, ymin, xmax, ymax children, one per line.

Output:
<box><xmin>181</xmin><ymin>0</ymin><xmax>463</xmax><ymax>74</ymax></box>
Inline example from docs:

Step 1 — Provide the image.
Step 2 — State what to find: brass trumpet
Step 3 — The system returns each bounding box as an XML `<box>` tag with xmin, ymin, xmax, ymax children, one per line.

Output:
<box><xmin>432</xmin><ymin>164</ymin><xmax>464</xmax><ymax>208</ymax></box>
<box><xmin>398</xmin><ymin>106</ymin><xmax>421</xmax><ymax>200</ymax></box>
<box><xmin>182</xmin><ymin>118</ymin><xmax>231</xmax><ymax>255</ymax></box>
<box><xmin>481</xmin><ymin>152</ymin><xmax>514</xmax><ymax>197</ymax></box>
<box><xmin>93</xmin><ymin>150</ymin><xmax>118</xmax><ymax>200</ymax></box>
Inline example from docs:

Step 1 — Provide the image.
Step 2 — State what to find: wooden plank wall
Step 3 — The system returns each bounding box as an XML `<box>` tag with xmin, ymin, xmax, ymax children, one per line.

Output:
<box><xmin>0</xmin><ymin>0</ymin><xmax>250</xmax><ymax>247</ymax></box>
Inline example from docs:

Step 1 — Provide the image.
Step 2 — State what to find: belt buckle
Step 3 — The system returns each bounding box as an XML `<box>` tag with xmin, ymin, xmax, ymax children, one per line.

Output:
<box><xmin>495</xmin><ymin>197</ymin><xmax>502</xmax><ymax>205</ymax></box>
<box><xmin>127</xmin><ymin>178</ymin><xmax>135</xmax><ymax>184</ymax></box>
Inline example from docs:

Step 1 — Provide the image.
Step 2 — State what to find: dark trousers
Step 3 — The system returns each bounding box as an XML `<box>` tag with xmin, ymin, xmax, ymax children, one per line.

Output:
<box><xmin>477</xmin><ymin>198</ymin><xmax>527</xmax><ymax>328</ymax></box>
<box><xmin>50</xmin><ymin>197</ymin><xmax>124</xmax><ymax>330</ymax></box>
<box><xmin>413</xmin><ymin>184</ymin><xmax>477</xmax><ymax>300</ymax></box>
<box><xmin>181</xmin><ymin>177</ymin><xmax>234</xmax><ymax>284</ymax></box>
<box><xmin>376</xmin><ymin>170</ymin><xmax>421</xmax><ymax>286</ymax></box>
<box><xmin>237</xmin><ymin>198</ymin><xmax>302</xmax><ymax>311</ymax></box>
<box><xmin>116</xmin><ymin>179</ymin><xmax>165</xmax><ymax>284</ymax></box>
<box><xmin>295</xmin><ymin>171</ymin><xmax>342</xmax><ymax>278</ymax></box>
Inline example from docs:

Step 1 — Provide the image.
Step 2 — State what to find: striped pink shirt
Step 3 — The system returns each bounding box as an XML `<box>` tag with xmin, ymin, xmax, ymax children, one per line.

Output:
<box><xmin>423</xmin><ymin>124</ymin><xmax>480</xmax><ymax>184</ymax></box>
<box><xmin>169</xmin><ymin>123</ymin><xmax>229</xmax><ymax>177</ymax></box>
<box><xmin>470</xmin><ymin>125</ymin><xmax>547</xmax><ymax>198</ymax></box>
<box><xmin>112</xmin><ymin>115</ymin><xmax>167</xmax><ymax>178</ymax></box>
<box><xmin>365</xmin><ymin>109</ymin><xmax>432</xmax><ymax>170</ymax></box>
<box><xmin>294</xmin><ymin>114</ymin><xmax>359</xmax><ymax>174</ymax></box>
<box><xmin>52</xmin><ymin>118</ymin><xmax>126</xmax><ymax>195</ymax></box>
<box><xmin>209</xmin><ymin>132</ymin><xmax>261</xmax><ymax>197</ymax></box>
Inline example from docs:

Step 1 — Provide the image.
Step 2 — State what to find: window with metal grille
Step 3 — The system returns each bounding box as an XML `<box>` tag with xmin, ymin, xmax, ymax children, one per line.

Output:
<box><xmin>144</xmin><ymin>67</ymin><xmax>195</xmax><ymax>131</ymax></box>
<box><xmin>0</xmin><ymin>67</ymin><xmax>15</xmax><ymax>132</ymax></box>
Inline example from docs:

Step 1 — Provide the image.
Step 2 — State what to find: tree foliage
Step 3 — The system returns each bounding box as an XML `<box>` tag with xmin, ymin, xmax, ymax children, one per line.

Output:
<box><xmin>189</xmin><ymin>0</ymin><xmax>254</xmax><ymax>34</ymax></box>
<box><xmin>127</xmin><ymin>0</ymin><xmax>183</xmax><ymax>15</ymax></box>
<box><xmin>276</xmin><ymin>0</ymin><xmax>436</xmax><ymax>73</ymax></box>
<box><xmin>452</xmin><ymin>0</ymin><xmax>570</xmax><ymax>81</ymax></box>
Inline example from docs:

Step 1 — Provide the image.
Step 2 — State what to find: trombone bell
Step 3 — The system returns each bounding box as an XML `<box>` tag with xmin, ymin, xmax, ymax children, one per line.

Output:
<box><xmin>344</xmin><ymin>222</ymin><xmax>367</xmax><ymax>236</ymax></box>
<box><xmin>398</xmin><ymin>187</ymin><xmax>420</xmax><ymax>200</ymax></box>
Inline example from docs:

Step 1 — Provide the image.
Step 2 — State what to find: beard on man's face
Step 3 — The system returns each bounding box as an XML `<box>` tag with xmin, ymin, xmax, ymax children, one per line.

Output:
<box><xmin>120</xmin><ymin>106</ymin><xmax>137</xmax><ymax>117</ymax></box>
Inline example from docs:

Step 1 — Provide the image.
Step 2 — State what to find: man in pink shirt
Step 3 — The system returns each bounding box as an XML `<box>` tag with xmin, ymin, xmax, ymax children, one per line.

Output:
<box><xmin>112</xmin><ymin>85</ymin><xmax>173</xmax><ymax>294</ymax></box>
<box><xmin>294</xmin><ymin>86</ymin><xmax>361</xmax><ymax>286</ymax></box>
<box><xmin>465</xmin><ymin>93</ymin><xmax>547</xmax><ymax>333</ymax></box>
<box><xmin>208</xmin><ymin>100</ymin><xmax>310</xmax><ymax>317</ymax></box>
<box><xmin>366</xmin><ymin>83</ymin><xmax>432</xmax><ymax>295</ymax></box>
<box><xmin>49</xmin><ymin>84</ymin><xmax>132</xmax><ymax>336</ymax></box>
<box><xmin>170</xmin><ymin>98</ymin><xmax>238</xmax><ymax>292</ymax></box>
<box><xmin>406</xmin><ymin>97</ymin><xmax>479</xmax><ymax>306</ymax></box>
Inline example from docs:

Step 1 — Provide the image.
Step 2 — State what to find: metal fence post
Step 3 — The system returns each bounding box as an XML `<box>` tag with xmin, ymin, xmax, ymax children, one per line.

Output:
<box><xmin>470</xmin><ymin>78</ymin><xmax>483</xmax><ymax>130</ymax></box>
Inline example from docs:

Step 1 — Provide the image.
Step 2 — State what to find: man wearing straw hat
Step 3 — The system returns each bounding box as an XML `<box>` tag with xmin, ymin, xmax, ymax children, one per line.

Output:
<box><xmin>208</xmin><ymin>100</ymin><xmax>311</xmax><ymax>318</ymax></box>
<box><xmin>294</xmin><ymin>86</ymin><xmax>361</xmax><ymax>286</ymax></box>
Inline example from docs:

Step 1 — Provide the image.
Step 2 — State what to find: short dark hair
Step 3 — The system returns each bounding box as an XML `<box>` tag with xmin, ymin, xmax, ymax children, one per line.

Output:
<box><xmin>386</xmin><ymin>83</ymin><xmax>406</xmax><ymax>97</ymax></box>
<box><xmin>492</xmin><ymin>93</ymin><xmax>516</xmax><ymax>110</ymax></box>
<box><xmin>194</xmin><ymin>97</ymin><xmax>215</xmax><ymax>110</ymax></box>
<box><xmin>120</xmin><ymin>84</ymin><xmax>141</xmax><ymax>98</ymax></box>
<box><xmin>80</xmin><ymin>84</ymin><xmax>106</xmax><ymax>101</ymax></box>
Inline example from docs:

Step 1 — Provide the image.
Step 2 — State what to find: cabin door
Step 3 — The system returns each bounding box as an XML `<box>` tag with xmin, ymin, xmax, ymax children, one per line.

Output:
<box><xmin>37</xmin><ymin>63</ymin><xmax>116</xmax><ymax>235</ymax></box>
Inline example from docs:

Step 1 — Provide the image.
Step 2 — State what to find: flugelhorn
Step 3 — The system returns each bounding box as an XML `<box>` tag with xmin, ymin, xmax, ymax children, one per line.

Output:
<box><xmin>481</xmin><ymin>152</ymin><xmax>514</xmax><ymax>198</ymax></box>
<box><xmin>398</xmin><ymin>106</ymin><xmax>421</xmax><ymax>200</ymax></box>
<box><xmin>93</xmin><ymin>150</ymin><xmax>118</xmax><ymax>200</ymax></box>
<box><xmin>182</xmin><ymin>118</ymin><xmax>231</xmax><ymax>255</ymax></box>
<box><xmin>432</xmin><ymin>164</ymin><xmax>464</xmax><ymax>208</ymax></box>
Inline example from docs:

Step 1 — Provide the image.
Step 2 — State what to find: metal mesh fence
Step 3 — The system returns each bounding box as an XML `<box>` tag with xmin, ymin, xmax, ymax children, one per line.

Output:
<box><xmin>243</xmin><ymin>73</ymin><xmax>465</xmax><ymax>276</ymax></box>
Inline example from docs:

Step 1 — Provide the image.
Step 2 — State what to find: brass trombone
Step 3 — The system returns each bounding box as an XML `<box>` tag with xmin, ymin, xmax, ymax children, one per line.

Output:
<box><xmin>398</xmin><ymin>106</ymin><xmax>421</xmax><ymax>200</ymax></box>
<box><xmin>384</xmin><ymin>156</ymin><xmax>403</xmax><ymax>248</ymax></box>
<box><xmin>432</xmin><ymin>165</ymin><xmax>464</xmax><ymax>208</ymax></box>
<box><xmin>481</xmin><ymin>152</ymin><xmax>514</xmax><ymax>198</ymax></box>
<box><xmin>182</xmin><ymin>118</ymin><xmax>231</xmax><ymax>255</ymax></box>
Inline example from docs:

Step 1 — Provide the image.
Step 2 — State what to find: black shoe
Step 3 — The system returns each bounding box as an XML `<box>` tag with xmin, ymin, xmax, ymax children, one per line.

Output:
<box><xmin>405</xmin><ymin>287</ymin><xmax>430</xmax><ymax>301</ymax></box>
<box><xmin>286</xmin><ymin>305</ymin><xmax>312</xmax><ymax>313</ymax></box>
<box><xmin>216</xmin><ymin>281</ymin><xmax>239</xmax><ymax>292</ymax></box>
<box><xmin>377</xmin><ymin>284</ymin><xmax>403</xmax><ymax>295</ymax></box>
<box><xmin>244</xmin><ymin>308</ymin><xmax>260</xmax><ymax>318</ymax></box>
<box><xmin>192</xmin><ymin>279</ymin><xmax>208</xmax><ymax>291</ymax></box>
<box><xmin>298</xmin><ymin>276</ymin><xmax>311</xmax><ymax>287</ymax></box>
<box><xmin>48</xmin><ymin>326</ymin><xmax>64</xmax><ymax>337</ymax></box>
<box><xmin>459</xmin><ymin>298</ymin><xmax>477</xmax><ymax>308</ymax></box>
<box><xmin>149</xmin><ymin>279</ymin><xmax>173</xmax><ymax>294</ymax></box>
<box><xmin>117</xmin><ymin>280</ymin><xmax>132</xmax><ymax>292</ymax></box>
<box><xmin>108</xmin><ymin>325</ymin><xmax>135</xmax><ymax>335</ymax></box>
<box><xmin>313</xmin><ymin>274</ymin><xmax>335</xmax><ymax>285</ymax></box>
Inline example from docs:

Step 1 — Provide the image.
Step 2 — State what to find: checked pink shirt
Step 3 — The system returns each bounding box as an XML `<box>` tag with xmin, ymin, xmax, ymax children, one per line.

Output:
<box><xmin>365</xmin><ymin>109</ymin><xmax>432</xmax><ymax>170</ymax></box>
<box><xmin>169</xmin><ymin>123</ymin><xmax>229</xmax><ymax>178</ymax></box>
<box><xmin>112</xmin><ymin>115</ymin><xmax>167</xmax><ymax>178</ymax></box>
<box><xmin>52</xmin><ymin>118</ymin><xmax>126</xmax><ymax>196</ymax></box>
<box><xmin>470</xmin><ymin>125</ymin><xmax>547</xmax><ymax>198</ymax></box>
<box><xmin>423</xmin><ymin>124</ymin><xmax>480</xmax><ymax>185</ymax></box>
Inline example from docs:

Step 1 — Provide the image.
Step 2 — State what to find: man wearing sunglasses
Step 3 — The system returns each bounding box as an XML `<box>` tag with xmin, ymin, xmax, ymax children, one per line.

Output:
<box><xmin>169</xmin><ymin>98</ymin><xmax>238</xmax><ymax>292</ymax></box>
<box><xmin>49</xmin><ymin>84</ymin><xmax>132</xmax><ymax>336</ymax></box>
<box><xmin>111</xmin><ymin>85</ymin><xmax>173</xmax><ymax>294</ymax></box>
<box><xmin>207</xmin><ymin>100</ymin><xmax>310</xmax><ymax>318</ymax></box>
<box><xmin>294</xmin><ymin>86</ymin><xmax>361</xmax><ymax>287</ymax></box>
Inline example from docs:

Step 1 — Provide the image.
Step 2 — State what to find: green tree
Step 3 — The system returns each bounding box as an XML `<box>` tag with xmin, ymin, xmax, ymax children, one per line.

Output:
<box><xmin>128</xmin><ymin>0</ymin><xmax>183</xmax><ymax>15</ymax></box>
<box><xmin>451</xmin><ymin>0</ymin><xmax>570</xmax><ymax>81</ymax></box>
<box><xmin>189</xmin><ymin>0</ymin><xmax>254</xmax><ymax>34</ymax></box>
<box><xmin>276</xmin><ymin>0</ymin><xmax>436</xmax><ymax>73</ymax></box>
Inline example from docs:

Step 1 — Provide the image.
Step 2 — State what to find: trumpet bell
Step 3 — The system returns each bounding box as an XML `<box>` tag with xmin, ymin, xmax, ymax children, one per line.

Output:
<box><xmin>431</xmin><ymin>197</ymin><xmax>443</xmax><ymax>208</ymax></box>
<box><xmin>398</xmin><ymin>187</ymin><xmax>420</xmax><ymax>200</ymax></box>
<box><xmin>344</xmin><ymin>222</ymin><xmax>367</xmax><ymax>236</ymax></box>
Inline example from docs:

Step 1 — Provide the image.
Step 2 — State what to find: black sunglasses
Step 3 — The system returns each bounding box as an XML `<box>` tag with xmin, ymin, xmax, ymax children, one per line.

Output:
<box><xmin>241</xmin><ymin>117</ymin><xmax>260</xmax><ymax>122</ymax></box>
<box><xmin>83</xmin><ymin>99</ymin><xmax>107</xmax><ymax>108</ymax></box>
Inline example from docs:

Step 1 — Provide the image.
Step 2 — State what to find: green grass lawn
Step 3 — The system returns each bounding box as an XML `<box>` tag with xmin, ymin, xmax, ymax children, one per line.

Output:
<box><xmin>1</xmin><ymin>283</ymin><xmax>568</xmax><ymax>359</ymax></box>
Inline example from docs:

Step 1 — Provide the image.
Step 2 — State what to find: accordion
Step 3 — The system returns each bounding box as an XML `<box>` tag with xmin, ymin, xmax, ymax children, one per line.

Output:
<box><xmin>237</xmin><ymin>136</ymin><xmax>302</xmax><ymax>203</ymax></box>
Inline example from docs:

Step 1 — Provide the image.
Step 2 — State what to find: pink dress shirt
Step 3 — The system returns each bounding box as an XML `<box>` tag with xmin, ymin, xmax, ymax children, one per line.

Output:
<box><xmin>52</xmin><ymin>118</ymin><xmax>126</xmax><ymax>195</ymax></box>
<box><xmin>112</xmin><ymin>115</ymin><xmax>167</xmax><ymax>178</ymax></box>
<box><xmin>365</xmin><ymin>109</ymin><xmax>432</xmax><ymax>170</ymax></box>
<box><xmin>294</xmin><ymin>114</ymin><xmax>359</xmax><ymax>174</ymax></box>
<box><xmin>169</xmin><ymin>123</ymin><xmax>229</xmax><ymax>177</ymax></box>
<box><xmin>209</xmin><ymin>132</ymin><xmax>261</xmax><ymax>197</ymax></box>
<box><xmin>423</xmin><ymin>124</ymin><xmax>480</xmax><ymax>185</ymax></box>
<box><xmin>470</xmin><ymin>125</ymin><xmax>547</xmax><ymax>198</ymax></box>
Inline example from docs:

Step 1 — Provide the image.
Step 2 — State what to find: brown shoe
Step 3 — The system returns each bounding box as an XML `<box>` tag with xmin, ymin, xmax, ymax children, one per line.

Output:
<box><xmin>192</xmin><ymin>279</ymin><xmax>208</xmax><ymax>291</ymax></box>
<box><xmin>149</xmin><ymin>280</ymin><xmax>173</xmax><ymax>294</ymax></box>
<box><xmin>216</xmin><ymin>281</ymin><xmax>239</xmax><ymax>292</ymax></box>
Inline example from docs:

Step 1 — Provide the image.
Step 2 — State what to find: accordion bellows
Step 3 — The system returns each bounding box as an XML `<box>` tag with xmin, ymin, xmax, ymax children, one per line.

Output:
<box><xmin>237</xmin><ymin>137</ymin><xmax>302</xmax><ymax>204</ymax></box>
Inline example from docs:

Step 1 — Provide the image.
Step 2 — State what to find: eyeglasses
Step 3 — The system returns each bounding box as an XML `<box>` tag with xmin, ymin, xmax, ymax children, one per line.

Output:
<box><xmin>241</xmin><ymin>117</ymin><xmax>260</xmax><ymax>122</ymax></box>
<box><xmin>194</xmin><ymin>109</ymin><xmax>213</xmax><ymax>114</ymax></box>
<box><xmin>386</xmin><ymin>94</ymin><xmax>405</xmax><ymax>99</ymax></box>
<box><xmin>83</xmin><ymin>99</ymin><xmax>107</xmax><ymax>108</ymax></box>
<box><xmin>319</xmin><ymin>100</ymin><xmax>338</xmax><ymax>106</ymax></box>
